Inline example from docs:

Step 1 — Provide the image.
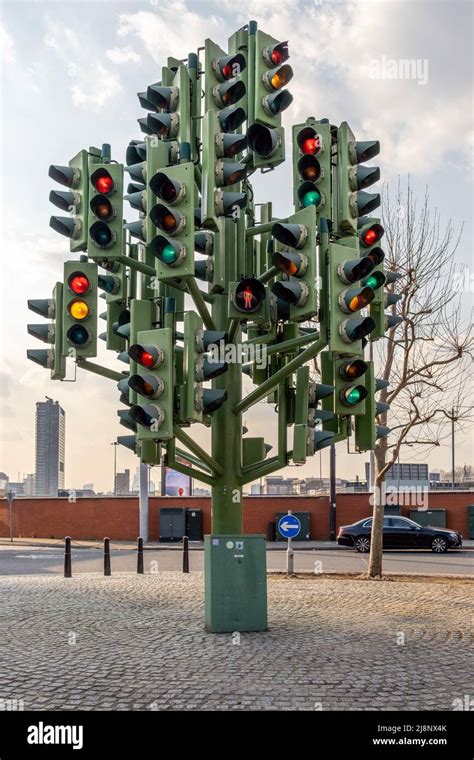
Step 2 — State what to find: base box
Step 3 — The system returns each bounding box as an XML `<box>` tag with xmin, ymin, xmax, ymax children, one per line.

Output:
<box><xmin>204</xmin><ymin>534</ymin><xmax>267</xmax><ymax>633</ymax></box>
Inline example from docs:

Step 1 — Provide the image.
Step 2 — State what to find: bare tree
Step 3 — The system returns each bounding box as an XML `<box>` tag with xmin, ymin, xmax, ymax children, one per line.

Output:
<box><xmin>367</xmin><ymin>178</ymin><xmax>473</xmax><ymax>578</ymax></box>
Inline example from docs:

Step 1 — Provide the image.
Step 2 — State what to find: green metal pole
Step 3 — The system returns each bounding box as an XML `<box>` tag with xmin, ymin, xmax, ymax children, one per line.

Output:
<box><xmin>211</xmin><ymin>221</ymin><xmax>243</xmax><ymax>534</ymax></box>
<box><xmin>234</xmin><ymin>336</ymin><xmax>326</xmax><ymax>415</ymax></box>
<box><xmin>76</xmin><ymin>359</ymin><xmax>125</xmax><ymax>383</ymax></box>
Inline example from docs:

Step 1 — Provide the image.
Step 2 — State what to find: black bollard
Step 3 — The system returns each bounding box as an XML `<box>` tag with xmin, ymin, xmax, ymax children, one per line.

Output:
<box><xmin>104</xmin><ymin>537</ymin><xmax>111</xmax><ymax>576</ymax></box>
<box><xmin>64</xmin><ymin>536</ymin><xmax>72</xmax><ymax>578</ymax></box>
<box><xmin>182</xmin><ymin>535</ymin><xmax>189</xmax><ymax>574</ymax></box>
<box><xmin>137</xmin><ymin>537</ymin><xmax>144</xmax><ymax>575</ymax></box>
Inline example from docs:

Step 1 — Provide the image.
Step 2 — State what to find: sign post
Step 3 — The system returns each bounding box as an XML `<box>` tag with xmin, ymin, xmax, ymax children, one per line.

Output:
<box><xmin>277</xmin><ymin>510</ymin><xmax>301</xmax><ymax>576</ymax></box>
<box><xmin>5</xmin><ymin>491</ymin><xmax>14</xmax><ymax>543</ymax></box>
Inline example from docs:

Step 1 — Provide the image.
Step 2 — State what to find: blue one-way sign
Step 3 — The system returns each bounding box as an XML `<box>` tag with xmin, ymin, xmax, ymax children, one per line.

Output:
<box><xmin>277</xmin><ymin>514</ymin><xmax>301</xmax><ymax>539</ymax></box>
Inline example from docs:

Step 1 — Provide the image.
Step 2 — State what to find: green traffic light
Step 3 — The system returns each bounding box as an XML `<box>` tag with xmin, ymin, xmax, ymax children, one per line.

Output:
<box><xmin>302</xmin><ymin>188</ymin><xmax>321</xmax><ymax>207</ymax></box>
<box><xmin>162</xmin><ymin>243</ymin><xmax>178</xmax><ymax>265</ymax></box>
<box><xmin>346</xmin><ymin>387</ymin><xmax>363</xmax><ymax>405</ymax></box>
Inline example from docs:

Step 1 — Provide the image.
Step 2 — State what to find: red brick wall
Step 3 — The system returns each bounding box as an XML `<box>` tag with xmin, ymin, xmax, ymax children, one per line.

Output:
<box><xmin>0</xmin><ymin>491</ymin><xmax>472</xmax><ymax>540</ymax></box>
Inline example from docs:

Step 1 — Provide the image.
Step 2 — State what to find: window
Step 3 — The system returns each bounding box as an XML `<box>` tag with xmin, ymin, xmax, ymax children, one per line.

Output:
<box><xmin>362</xmin><ymin>517</ymin><xmax>391</xmax><ymax>528</ymax></box>
<box><xmin>392</xmin><ymin>518</ymin><xmax>413</xmax><ymax>529</ymax></box>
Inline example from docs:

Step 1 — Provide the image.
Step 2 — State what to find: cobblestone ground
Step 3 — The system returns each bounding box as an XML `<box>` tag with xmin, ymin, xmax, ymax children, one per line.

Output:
<box><xmin>0</xmin><ymin>573</ymin><xmax>472</xmax><ymax>711</ymax></box>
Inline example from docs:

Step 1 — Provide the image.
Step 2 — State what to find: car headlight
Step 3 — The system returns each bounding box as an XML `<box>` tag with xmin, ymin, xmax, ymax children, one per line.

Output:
<box><xmin>449</xmin><ymin>532</ymin><xmax>458</xmax><ymax>539</ymax></box>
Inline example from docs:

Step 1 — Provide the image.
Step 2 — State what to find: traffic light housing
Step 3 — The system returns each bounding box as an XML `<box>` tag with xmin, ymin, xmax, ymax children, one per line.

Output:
<box><xmin>148</xmin><ymin>162</ymin><xmax>195</xmax><ymax>280</ymax></box>
<box><xmin>182</xmin><ymin>312</ymin><xmax>228</xmax><ymax>423</ymax></box>
<box><xmin>292</xmin><ymin>120</ymin><xmax>332</xmax><ymax>218</ymax></box>
<box><xmin>254</xmin><ymin>32</ymin><xmax>293</xmax><ymax>128</ymax></box>
<box><xmin>128</xmin><ymin>328</ymin><xmax>174</xmax><ymax>441</ymax></box>
<box><xmin>358</xmin><ymin>217</ymin><xmax>403</xmax><ymax>340</ymax></box>
<box><xmin>328</xmin><ymin>240</ymin><xmax>377</xmax><ymax>354</ymax></box>
<box><xmin>88</xmin><ymin>162</ymin><xmax>124</xmax><ymax>260</ymax></box>
<box><xmin>333</xmin><ymin>357</ymin><xmax>368</xmax><ymax>415</ymax></box>
<box><xmin>201</xmin><ymin>110</ymin><xmax>247</xmax><ymax>230</ymax></box>
<box><xmin>49</xmin><ymin>150</ymin><xmax>89</xmax><ymax>252</ymax></box>
<box><xmin>293</xmin><ymin>366</ymin><xmax>334</xmax><ymax>464</ymax></box>
<box><xmin>27</xmin><ymin>282</ymin><xmax>66</xmax><ymax>380</ymax></box>
<box><xmin>336</xmin><ymin>122</ymin><xmax>380</xmax><ymax>235</ymax></box>
<box><xmin>271</xmin><ymin>205</ymin><xmax>318</xmax><ymax>322</ymax></box>
<box><xmin>229</xmin><ymin>278</ymin><xmax>271</xmax><ymax>325</ymax></box>
<box><xmin>62</xmin><ymin>261</ymin><xmax>98</xmax><ymax>358</ymax></box>
<box><xmin>144</xmin><ymin>63</ymin><xmax>191</xmax><ymax>147</ymax></box>
<box><xmin>203</xmin><ymin>38</ymin><xmax>247</xmax><ymax>117</ymax></box>
<box><xmin>354</xmin><ymin>362</ymin><xmax>390</xmax><ymax>451</ymax></box>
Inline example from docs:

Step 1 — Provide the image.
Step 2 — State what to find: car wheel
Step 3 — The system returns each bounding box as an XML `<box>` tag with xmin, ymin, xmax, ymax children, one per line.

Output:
<box><xmin>431</xmin><ymin>536</ymin><xmax>448</xmax><ymax>553</ymax></box>
<box><xmin>354</xmin><ymin>536</ymin><xmax>370</xmax><ymax>553</ymax></box>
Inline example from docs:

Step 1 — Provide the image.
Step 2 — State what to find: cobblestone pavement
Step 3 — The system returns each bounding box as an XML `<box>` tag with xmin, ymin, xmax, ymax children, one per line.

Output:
<box><xmin>0</xmin><ymin>573</ymin><xmax>472</xmax><ymax>711</ymax></box>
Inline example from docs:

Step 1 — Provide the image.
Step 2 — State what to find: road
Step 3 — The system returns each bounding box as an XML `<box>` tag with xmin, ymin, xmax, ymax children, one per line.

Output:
<box><xmin>0</xmin><ymin>544</ymin><xmax>472</xmax><ymax>575</ymax></box>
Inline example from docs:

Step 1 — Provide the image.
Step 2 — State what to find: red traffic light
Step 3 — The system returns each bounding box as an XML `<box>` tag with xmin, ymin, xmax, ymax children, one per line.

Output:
<box><xmin>360</xmin><ymin>223</ymin><xmax>384</xmax><ymax>247</ymax></box>
<box><xmin>297</xmin><ymin>127</ymin><xmax>322</xmax><ymax>156</ymax></box>
<box><xmin>234</xmin><ymin>278</ymin><xmax>265</xmax><ymax>314</ymax></box>
<box><xmin>139</xmin><ymin>351</ymin><xmax>155</xmax><ymax>368</ymax></box>
<box><xmin>129</xmin><ymin>343</ymin><xmax>165</xmax><ymax>370</ymax></box>
<box><xmin>91</xmin><ymin>168</ymin><xmax>114</xmax><ymax>195</ymax></box>
<box><xmin>68</xmin><ymin>272</ymin><xmax>90</xmax><ymax>295</ymax></box>
<box><xmin>263</xmin><ymin>41</ymin><xmax>289</xmax><ymax>67</ymax></box>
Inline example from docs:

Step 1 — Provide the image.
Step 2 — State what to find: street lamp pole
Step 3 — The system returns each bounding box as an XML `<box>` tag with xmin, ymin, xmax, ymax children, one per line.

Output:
<box><xmin>111</xmin><ymin>442</ymin><xmax>118</xmax><ymax>496</ymax></box>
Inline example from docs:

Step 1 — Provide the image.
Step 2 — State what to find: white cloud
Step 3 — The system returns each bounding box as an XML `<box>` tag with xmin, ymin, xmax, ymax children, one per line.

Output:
<box><xmin>106</xmin><ymin>45</ymin><xmax>141</xmax><ymax>64</ymax></box>
<box><xmin>116</xmin><ymin>6</ymin><xmax>222</xmax><ymax>63</ymax></box>
<box><xmin>71</xmin><ymin>63</ymin><xmax>121</xmax><ymax>109</ymax></box>
<box><xmin>43</xmin><ymin>21</ymin><xmax>122</xmax><ymax>110</ymax></box>
<box><xmin>0</xmin><ymin>23</ymin><xmax>16</xmax><ymax>66</ymax></box>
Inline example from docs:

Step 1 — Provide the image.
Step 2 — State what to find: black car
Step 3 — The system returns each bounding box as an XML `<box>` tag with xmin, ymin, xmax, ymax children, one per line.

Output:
<box><xmin>337</xmin><ymin>516</ymin><xmax>463</xmax><ymax>553</ymax></box>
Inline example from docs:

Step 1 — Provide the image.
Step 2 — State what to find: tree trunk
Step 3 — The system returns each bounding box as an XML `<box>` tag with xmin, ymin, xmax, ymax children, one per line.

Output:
<box><xmin>367</xmin><ymin>446</ymin><xmax>387</xmax><ymax>578</ymax></box>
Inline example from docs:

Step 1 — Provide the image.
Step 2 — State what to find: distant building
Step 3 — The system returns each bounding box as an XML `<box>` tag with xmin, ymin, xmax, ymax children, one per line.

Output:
<box><xmin>115</xmin><ymin>469</ymin><xmax>130</xmax><ymax>495</ymax></box>
<box><xmin>34</xmin><ymin>398</ymin><xmax>65</xmax><ymax>496</ymax></box>
<box><xmin>24</xmin><ymin>474</ymin><xmax>35</xmax><ymax>496</ymax></box>
<box><xmin>365</xmin><ymin>462</ymin><xmax>429</xmax><ymax>490</ymax></box>
<box><xmin>265</xmin><ymin>476</ymin><xmax>302</xmax><ymax>495</ymax></box>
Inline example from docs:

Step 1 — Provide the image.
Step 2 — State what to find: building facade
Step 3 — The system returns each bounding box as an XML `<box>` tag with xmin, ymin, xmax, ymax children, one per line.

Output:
<box><xmin>34</xmin><ymin>398</ymin><xmax>65</xmax><ymax>496</ymax></box>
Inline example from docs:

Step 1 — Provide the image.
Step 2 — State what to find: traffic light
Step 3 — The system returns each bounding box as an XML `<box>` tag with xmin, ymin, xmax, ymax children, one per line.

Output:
<box><xmin>143</xmin><ymin>63</ymin><xmax>191</xmax><ymax>147</ymax></box>
<box><xmin>201</xmin><ymin>110</ymin><xmax>247</xmax><ymax>230</ymax></box>
<box><xmin>128</xmin><ymin>329</ymin><xmax>174</xmax><ymax>441</ymax></box>
<box><xmin>88</xmin><ymin>162</ymin><xmax>124</xmax><ymax>260</ymax></box>
<box><xmin>354</xmin><ymin>362</ymin><xmax>390</xmax><ymax>451</ymax></box>
<box><xmin>333</xmin><ymin>358</ymin><xmax>369</xmax><ymax>415</ymax></box>
<box><xmin>182</xmin><ymin>312</ymin><xmax>228</xmax><ymax>422</ymax></box>
<box><xmin>194</xmin><ymin>228</ymin><xmax>222</xmax><ymax>294</ymax></box>
<box><xmin>358</xmin><ymin>217</ymin><xmax>403</xmax><ymax>340</ymax></box>
<box><xmin>336</xmin><ymin>122</ymin><xmax>381</xmax><ymax>235</ymax></box>
<box><xmin>62</xmin><ymin>261</ymin><xmax>98</xmax><ymax>358</ymax></box>
<box><xmin>229</xmin><ymin>278</ymin><xmax>270</xmax><ymax>324</ymax></box>
<box><xmin>292</xmin><ymin>120</ymin><xmax>332</xmax><ymax>217</ymax></box>
<box><xmin>49</xmin><ymin>150</ymin><xmax>89</xmax><ymax>252</ymax></box>
<box><xmin>270</xmin><ymin>205</ymin><xmax>318</xmax><ymax>322</ymax></box>
<box><xmin>125</xmin><ymin>136</ymin><xmax>171</xmax><ymax>247</ymax></box>
<box><xmin>27</xmin><ymin>282</ymin><xmax>66</xmax><ymax>380</ymax></box>
<box><xmin>203</xmin><ymin>38</ymin><xmax>247</xmax><ymax>116</ymax></box>
<box><xmin>97</xmin><ymin>259</ymin><xmax>127</xmax><ymax>352</ymax></box>
<box><xmin>254</xmin><ymin>32</ymin><xmax>293</xmax><ymax>127</ymax></box>
<box><xmin>148</xmin><ymin>162</ymin><xmax>195</xmax><ymax>280</ymax></box>
<box><xmin>328</xmin><ymin>240</ymin><xmax>378</xmax><ymax>354</ymax></box>
<box><xmin>293</xmin><ymin>366</ymin><xmax>334</xmax><ymax>464</ymax></box>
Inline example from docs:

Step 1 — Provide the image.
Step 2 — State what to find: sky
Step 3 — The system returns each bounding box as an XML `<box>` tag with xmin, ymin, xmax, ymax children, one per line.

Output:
<box><xmin>0</xmin><ymin>0</ymin><xmax>472</xmax><ymax>492</ymax></box>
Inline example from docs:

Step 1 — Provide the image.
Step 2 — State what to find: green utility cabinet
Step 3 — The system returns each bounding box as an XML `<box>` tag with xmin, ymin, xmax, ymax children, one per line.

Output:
<box><xmin>204</xmin><ymin>535</ymin><xmax>267</xmax><ymax>633</ymax></box>
<box><xmin>410</xmin><ymin>509</ymin><xmax>446</xmax><ymax>528</ymax></box>
<box><xmin>467</xmin><ymin>506</ymin><xmax>474</xmax><ymax>539</ymax></box>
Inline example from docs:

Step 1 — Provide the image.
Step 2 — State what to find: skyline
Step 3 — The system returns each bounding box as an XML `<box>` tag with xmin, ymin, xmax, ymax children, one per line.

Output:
<box><xmin>1</xmin><ymin>0</ymin><xmax>473</xmax><ymax>491</ymax></box>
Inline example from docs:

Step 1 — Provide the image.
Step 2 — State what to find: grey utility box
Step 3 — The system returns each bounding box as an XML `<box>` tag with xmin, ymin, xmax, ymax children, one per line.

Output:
<box><xmin>159</xmin><ymin>508</ymin><xmax>186</xmax><ymax>542</ymax></box>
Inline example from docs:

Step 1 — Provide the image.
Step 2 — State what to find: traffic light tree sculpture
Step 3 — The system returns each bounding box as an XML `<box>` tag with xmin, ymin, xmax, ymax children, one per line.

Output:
<box><xmin>27</xmin><ymin>20</ymin><xmax>404</xmax><ymax>629</ymax></box>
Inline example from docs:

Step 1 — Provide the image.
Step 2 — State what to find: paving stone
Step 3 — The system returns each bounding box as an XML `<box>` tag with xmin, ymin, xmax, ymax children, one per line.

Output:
<box><xmin>0</xmin><ymin>573</ymin><xmax>472</xmax><ymax>710</ymax></box>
